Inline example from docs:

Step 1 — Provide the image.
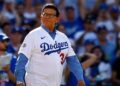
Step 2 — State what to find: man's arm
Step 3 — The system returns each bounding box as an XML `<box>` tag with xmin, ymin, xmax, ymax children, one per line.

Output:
<box><xmin>66</xmin><ymin>55</ymin><xmax>85</xmax><ymax>86</ymax></box>
<box><xmin>15</xmin><ymin>53</ymin><xmax>28</xmax><ymax>86</ymax></box>
<box><xmin>2</xmin><ymin>64</ymin><xmax>16</xmax><ymax>83</ymax></box>
<box><xmin>82</xmin><ymin>53</ymin><xmax>97</xmax><ymax>70</ymax></box>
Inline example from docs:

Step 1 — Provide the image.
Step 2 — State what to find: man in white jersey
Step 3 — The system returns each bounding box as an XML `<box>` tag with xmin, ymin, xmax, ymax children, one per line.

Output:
<box><xmin>15</xmin><ymin>3</ymin><xmax>85</xmax><ymax>86</ymax></box>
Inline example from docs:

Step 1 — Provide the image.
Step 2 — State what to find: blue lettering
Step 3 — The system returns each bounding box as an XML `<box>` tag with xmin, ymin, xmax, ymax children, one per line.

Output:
<box><xmin>49</xmin><ymin>44</ymin><xmax>53</xmax><ymax>49</ymax></box>
<box><xmin>65</xmin><ymin>42</ymin><xmax>68</xmax><ymax>47</ymax></box>
<box><xmin>54</xmin><ymin>41</ymin><xmax>58</xmax><ymax>49</ymax></box>
<box><xmin>40</xmin><ymin>41</ymin><xmax>69</xmax><ymax>55</ymax></box>
<box><xmin>40</xmin><ymin>43</ymin><xmax>50</xmax><ymax>52</ymax></box>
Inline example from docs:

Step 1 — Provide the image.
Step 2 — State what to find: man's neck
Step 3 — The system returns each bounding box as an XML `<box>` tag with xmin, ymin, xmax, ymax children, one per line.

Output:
<box><xmin>46</xmin><ymin>25</ymin><xmax>55</xmax><ymax>32</ymax></box>
<box><xmin>42</xmin><ymin>24</ymin><xmax>56</xmax><ymax>32</ymax></box>
<box><xmin>99</xmin><ymin>39</ymin><xmax>107</xmax><ymax>45</ymax></box>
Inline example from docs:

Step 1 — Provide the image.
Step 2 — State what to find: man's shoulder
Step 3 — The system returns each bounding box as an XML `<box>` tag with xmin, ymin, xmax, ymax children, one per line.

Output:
<box><xmin>30</xmin><ymin>26</ymin><xmax>42</xmax><ymax>33</ymax></box>
<box><xmin>56</xmin><ymin>30</ymin><xmax>67</xmax><ymax>38</ymax></box>
<box><xmin>27</xmin><ymin>27</ymin><xmax>43</xmax><ymax>36</ymax></box>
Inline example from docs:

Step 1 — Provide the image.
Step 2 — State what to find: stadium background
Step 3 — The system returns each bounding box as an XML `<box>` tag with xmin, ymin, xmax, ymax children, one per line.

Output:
<box><xmin>0</xmin><ymin>0</ymin><xmax>120</xmax><ymax>86</ymax></box>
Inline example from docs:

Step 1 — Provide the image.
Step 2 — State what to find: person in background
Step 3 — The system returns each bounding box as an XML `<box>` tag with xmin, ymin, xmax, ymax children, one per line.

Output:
<box><xmin>7</xmin><ymin>26</ymin><xmax>23</xmax><ymax>55</ymax></box>
<box><xmin>63</xmin><ymin>53</ymin><xmax>97</xmax><ymax>86</ymax></box>
<box><xmin>87</xmin><ymin>46</ymin><xmax>112</xmax><ymax>86</ymax></box>
<box><xmin>0</xmin><ymin>33</ymin><xmax>16</xmax><ymax>86</ymax></box>
<box><xmin>111</xmin><ymin>33</ymin><xmax>120</xmax><ymax>86</ymax></box>
<box><xmin>95</xmin><ymin>25</ymin><xmax>116</xmax><ymax>64</ymax></box>
<box><xmin>61</xmin><ymin>6</ymin><xmax>84</xmax><ymax>40</ymax></box>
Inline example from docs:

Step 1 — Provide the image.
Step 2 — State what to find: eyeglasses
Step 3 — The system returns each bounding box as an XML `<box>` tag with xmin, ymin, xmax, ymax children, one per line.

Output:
<box><xmin>41</xmin><ymin>12</ymin><xmax>56</xmax><ymax>18</ymax></box>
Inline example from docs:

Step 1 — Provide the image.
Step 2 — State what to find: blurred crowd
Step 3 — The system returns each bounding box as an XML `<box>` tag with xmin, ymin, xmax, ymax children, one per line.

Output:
<box><xmin>0</xmin><ymin>0</ymin><xmax>120</xmax><ymax>86</ymax></box>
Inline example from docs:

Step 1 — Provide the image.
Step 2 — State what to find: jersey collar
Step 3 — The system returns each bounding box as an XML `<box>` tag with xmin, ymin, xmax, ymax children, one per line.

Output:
<box><xmin>41</xmin><ymin>24</ymin><xmax>57</xmax><ymax>39</ymax></box>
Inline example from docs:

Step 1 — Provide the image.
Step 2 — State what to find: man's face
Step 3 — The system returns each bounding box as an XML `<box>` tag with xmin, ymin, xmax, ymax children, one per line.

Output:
<box><xmin>98</xmin><ymin>29</ymin><xmax>107</xmax><ymax>40</ymax></box>
<box><xmin>66</xmin><ymin>9</ymin><xmax>74</xmax><ymax>20</ymax></box>
<box><xmin>10</xmin><ymin>32</ymin><xmax>22</xmax><ymax>44</ymax></box>
<box><xmin>0</xmin><ymin>41</ymin><xmax>8</xmax><ymax>51</ymax></box>
<box><xmin>41</xmin><ymin>8</ymin><xmax>58</xmax><ymax>28</ymax></box>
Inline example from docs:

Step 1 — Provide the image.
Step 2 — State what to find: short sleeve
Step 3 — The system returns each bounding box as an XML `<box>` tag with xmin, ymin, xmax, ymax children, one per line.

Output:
<box><xmin>66</xmin><ymin>39</ymin><xmax>76</xmax><ymax>57</ymax></box>
<box><xmin>18</xmin><ymin>33</ymin><xmax>34</xmax><ymax>59</ymax></box>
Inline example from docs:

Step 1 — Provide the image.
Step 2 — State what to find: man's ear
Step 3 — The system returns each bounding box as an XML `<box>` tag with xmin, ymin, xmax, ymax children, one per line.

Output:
<box><xmin>55</xmin><ymin>17</ymin><xmax>60</xmax><ymax>23</ymax></box>
<box><xmin>40</xmin><ymin>14</ymin><xmax>42</xmax><ymax>19</ymax></box>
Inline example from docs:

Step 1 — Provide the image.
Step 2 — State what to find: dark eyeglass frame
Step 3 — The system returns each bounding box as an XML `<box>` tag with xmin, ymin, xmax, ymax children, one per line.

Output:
<box><xmin>41</xmin><ymin>12</ymin><xmax>57</xmax><ymax>18</ymax></box>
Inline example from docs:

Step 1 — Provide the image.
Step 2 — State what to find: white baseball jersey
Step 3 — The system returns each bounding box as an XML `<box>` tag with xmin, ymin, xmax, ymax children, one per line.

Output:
<box><xmin>18</xmin><ymin>26</ymin><xmax>76</xmax><ymax>86</ymax></box>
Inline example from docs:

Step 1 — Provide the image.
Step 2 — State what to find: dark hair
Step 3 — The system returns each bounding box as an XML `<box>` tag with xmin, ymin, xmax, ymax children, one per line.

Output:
<box><xmin>65</xmin><ymin>6</ymin><xmax>74</xmax><ymax>12</ymax></box>
<box><xmin>84</xmin><ymin>13</ymin><xmax>96</xmax><ymax>24</ymax></box>
<box><xmin>41</xmin><ymin>3</ymin><xmax>60</xmax><ymax>17</ymax></box>
<box><xmin>91</xmin><ymin>46</ymin><xmax>108</xmax><ymax>62</ymax></box>
<box><xmin>96</xmin><ymin>25</ymin><xmax>108</xmax><ymax>33</ymax></box>
<box><xmin>1</xmin><ymin>22</ymin><xmax>11</xmax><ymax>28</ymax></box>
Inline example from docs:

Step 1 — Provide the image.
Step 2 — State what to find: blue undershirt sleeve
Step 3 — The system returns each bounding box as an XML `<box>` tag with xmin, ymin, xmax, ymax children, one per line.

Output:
<box><xmin>66</xmin><ymin>55</ymin><xmax>84</xmax><ymax>80</ymax></box>
<box><xmin>15</xmin><ymin>53</ymin><xmax>28</xmax><ymax>84</ymax></box>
